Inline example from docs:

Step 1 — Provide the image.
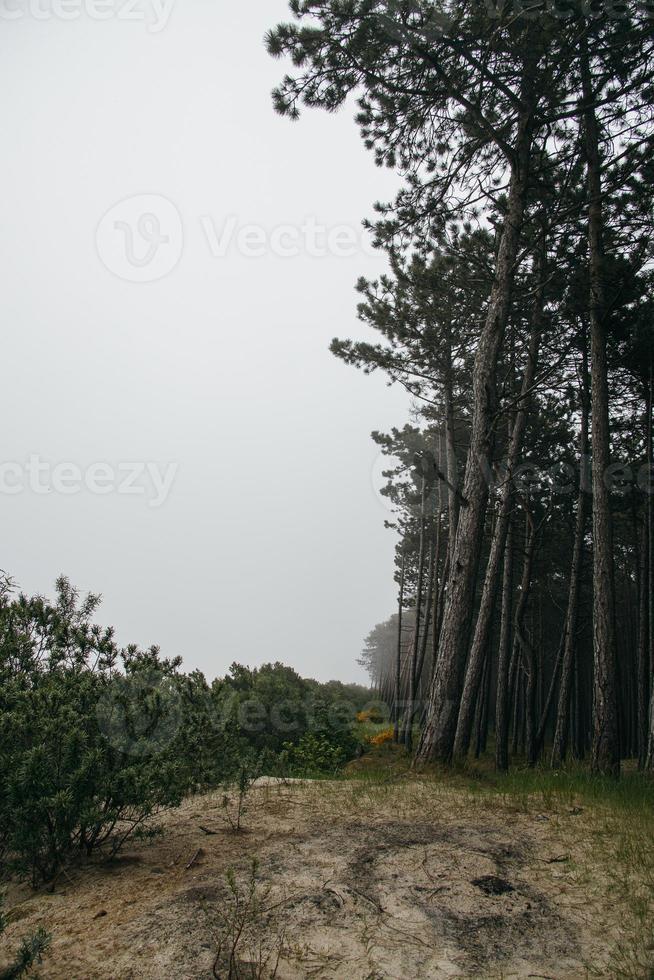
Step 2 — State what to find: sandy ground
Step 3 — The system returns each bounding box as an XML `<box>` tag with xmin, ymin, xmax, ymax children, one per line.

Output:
<box><xmin>0</xmin><ymin>777</ymin><xmax>636</xmax><ymax>978</ymax></box>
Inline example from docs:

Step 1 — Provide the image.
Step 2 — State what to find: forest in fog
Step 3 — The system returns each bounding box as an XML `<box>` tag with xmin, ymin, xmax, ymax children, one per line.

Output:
<box><xmin>3</xmin><ymin>3</ymin><xmax>654</xmax><ymax>977</ymax></box>
<box><xmin>266</xmin><ymin>0</ymin><xmax>654</xmax><ymax>776</ymax></box>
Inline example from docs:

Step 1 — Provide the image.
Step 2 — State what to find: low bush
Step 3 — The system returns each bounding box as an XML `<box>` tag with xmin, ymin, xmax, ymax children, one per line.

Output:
<box><xmin>0</xmin><ymin>577</ymin><xmax>231</xmax><ymax>886</ymax></box>
<box><xmin>356</xmin><ymin>707</ymin><xmax>385</xmax><ymax>724</ymax></box>
<box><xmin>281</xmin><ymin>732</ymin><xmax>348</xmax><ymax>777</ymax></box>
<box><xmin>368</xmin><ymin>727</ymin><xmax>394</xmax><ymax>747</ymax></box>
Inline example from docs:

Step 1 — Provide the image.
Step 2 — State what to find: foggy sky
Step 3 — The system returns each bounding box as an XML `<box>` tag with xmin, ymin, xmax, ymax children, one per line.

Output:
<box><xmin>0</xmin><ymin>0</ymin><xmax>410</xmax><ymax>684</ymax></box>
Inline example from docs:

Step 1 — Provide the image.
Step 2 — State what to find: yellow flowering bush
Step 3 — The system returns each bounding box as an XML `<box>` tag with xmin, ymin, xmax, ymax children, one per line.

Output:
<box><xmin>368</xmin><ymin>727</ymin><xmax>394</xmax><ymax>746</ymax></box>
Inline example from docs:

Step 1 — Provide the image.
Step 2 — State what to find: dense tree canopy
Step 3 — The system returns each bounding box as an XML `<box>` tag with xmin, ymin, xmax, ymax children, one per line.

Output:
<box><xmin>269</xmin><ymin>0</ymin><xmax>654</xmax><ymax>775</ymax></box>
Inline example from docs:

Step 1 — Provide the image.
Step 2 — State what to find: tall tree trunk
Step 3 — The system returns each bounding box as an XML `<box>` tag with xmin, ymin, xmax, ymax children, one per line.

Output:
<box><xmin>552</xmin><ymin>324</ymin><xmax>590</xmax><ymax>767</ymax></box>
<box><xmin>513</xmin><ymin>507</ymin><xmax>540</xmax><ymax>765</ymax></box>
<box><xmin>430</xmin><ymin>436</ymin><xmax>458</xmax><ymax>684</ymax></box>
<box><xmin>495</xmin><ymin>514</ymin><xmax>515</xmax><ymax>771</ymax></box>
<box><xmin>405</xmin><ymin>477</ymin><xmax>427</xmax><ymax>752</ymax></box>
<box><xmin>650</xmin><ymin>358</ymin><xmax>654</xmax><ymax>685</ymax></box>
<box><xmin>580</xmin><ymin>37</ymin><xmax>620</xmax><ymax>777</ymax></box>
<box><xmin>533</xmin><ymin>632</ymin><xmax>564</xmax><ymax>761</ymax></box>
<box><xmin>645</xmin><ymin>359</ymin><xmax>654</xmax><ymax>770</ymax></box>
<box><xmin>416</xmin><ymin>529</ymin><xmax>436</xmax><ymax>695</ymax></box>
<box><xmin>431</xmin><ymin>445</ymin><xmax>445</xmax><ymax>675</ymax></box>
<box><xmin>393</xmin><ymin>553</ymin><xmax>406</xmax><ymax>744</ymax></box>
<box><xmin>636</xmin><ymin>497</ymin><xmax>649</xmax><ymax>768</ymax></box>
<box><xmin>453</xmin><ymin>241</ymin><xmax>545</xmax><ymax>759</ymax></box>
<box><xmin>431</xmin><ymin>518</ymin><xmax>442</xmax><ymax>667</ymax></box>
<box><xmin>415</xmin><ymin>102</ymin><xmax>534</xmax><ymax>766</ymax></box>
<box><xmin>512</xmin><ymin>662</ymin><xmax>523</xmax><ymax>757</ymax></box>
<box><xmin>573</xmin><ymin>636</ymin><xmax>588</xmax><ymax>759</ymax></box>
<box><xmin>444</xmin><ymin>358</ymin><xmax>460</xmax><ymax>541</ymax></box>
<box><xmin>431</xmin><ymin>546</ymin><xmax>451</xmax><ymax>682</ymax></box>
<box><xmin>475</xmin><ymin>630</ymin><xmax>493</xmax><ymax>758</ymax></box>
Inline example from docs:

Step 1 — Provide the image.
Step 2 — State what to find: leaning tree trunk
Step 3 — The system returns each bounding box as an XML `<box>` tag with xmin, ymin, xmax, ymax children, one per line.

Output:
<box><xmin>415</xmin><ymin>105</ymin><xmax>534</xmax><ymax>766</ymax></box>
<box><xmin>580</xmin><ymin>37</ymin><xmax>620</xmax><ymax>777</ymax></box>
<box><xmin>453</xmin><ymin>241</ymin><xmax>545</xmax><ymax>759</ymax></box>
<box><xmin>552</xmin><ymin>324</ymin><xmax>590</xmax><ymax>767</ymax></box>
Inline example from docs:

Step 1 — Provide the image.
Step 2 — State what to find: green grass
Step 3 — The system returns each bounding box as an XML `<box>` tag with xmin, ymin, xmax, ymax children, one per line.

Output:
<box><xmin>460</xmin><ymin>761</ymin><xmax>654</xmax><ymax>814</ymax></box>
<box><xmin>347</xmin><ymin>735</ymin><xmax>654</xmax><ymax>809</ymax></box>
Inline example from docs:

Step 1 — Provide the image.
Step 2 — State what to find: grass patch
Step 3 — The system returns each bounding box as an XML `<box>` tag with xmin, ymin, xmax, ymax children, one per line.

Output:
<box><xmin>344</xmin><ymin>745</ymin><xmax>654</xmax><ymax>978</ymax></box>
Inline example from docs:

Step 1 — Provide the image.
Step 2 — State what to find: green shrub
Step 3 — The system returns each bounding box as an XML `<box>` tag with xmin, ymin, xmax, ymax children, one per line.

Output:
<box><xmin>220</xmin><ymin>749</ymin><xmax>269</xmax><ymax>832</ymax></box>
<box><xmin>281</xmin><ymin>732</ymin><xmax>348</xmax><ymax>777</ymax></box>
<box><xmin>211</xmin><ymin>663</ymin><xmax>369</xmax><ymax>760</ymax></box>
<box><xmin>0</xmin><ymin>577</ymin><xmax>202</xmax><ymax>886</ymax></box>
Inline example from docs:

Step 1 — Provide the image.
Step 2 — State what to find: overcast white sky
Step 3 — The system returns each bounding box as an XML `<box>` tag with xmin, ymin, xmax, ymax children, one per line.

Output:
<box><xmin>0</xmin><ymin>0</ymin><xmax>410</xmax><ymax>684</ymax></box>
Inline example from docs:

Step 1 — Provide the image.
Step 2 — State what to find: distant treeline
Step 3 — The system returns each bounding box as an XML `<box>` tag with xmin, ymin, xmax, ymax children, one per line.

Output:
<box><xmin>0</xmin><ymin>575</ymin><xmax>373</xmax><ymax>888</ymax></box>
